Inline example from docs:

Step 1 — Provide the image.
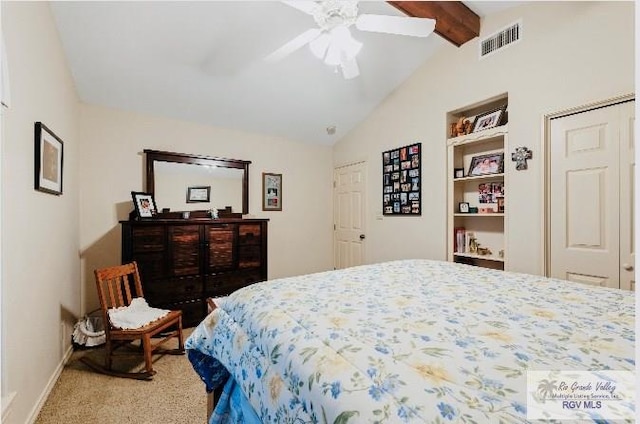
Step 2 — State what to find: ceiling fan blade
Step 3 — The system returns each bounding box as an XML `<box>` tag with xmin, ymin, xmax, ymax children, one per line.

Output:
<box><xmin>281</xmin><ymin>0</ymin><xmax>317</xmax><ymax>15</ymax></box>
<box><xmin>265</xmin><ymin>28</ymin><xmax>321</xmax><ymax>63</ymax></box>
<box><xmin>356</xmin><ymin>14</ymin><xmax>436</xmax><ymax>37</ymax></box>
<box><xmin>340</xmin><ymin>57</ymin><xmax>360</xmax><ymax>80</ymax></box>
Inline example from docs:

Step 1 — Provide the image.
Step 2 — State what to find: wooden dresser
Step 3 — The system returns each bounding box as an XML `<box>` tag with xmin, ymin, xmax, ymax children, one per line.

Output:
<box><xmin>121</xmin><ymin>218</ymin><xmax>268</xmax><ymax>327</ymax></box>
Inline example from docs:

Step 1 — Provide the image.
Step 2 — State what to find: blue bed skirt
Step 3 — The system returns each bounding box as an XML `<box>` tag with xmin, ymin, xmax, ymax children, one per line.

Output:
<box><xmin>209</xmin><ymin>376</ymin><xmax>262</xmax><ymax>424</ymax></box>
<box><xmin>187</xmin><ymin>349</ymin><xmax>260</xmax><ymax>424</ymax></box>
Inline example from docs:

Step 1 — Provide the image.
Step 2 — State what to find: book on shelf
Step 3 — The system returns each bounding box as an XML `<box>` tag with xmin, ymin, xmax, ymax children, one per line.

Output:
<box><xmin>454</xmin><ymin>227</ymin><xmax>466</xmax><ymax>253</ymax></box>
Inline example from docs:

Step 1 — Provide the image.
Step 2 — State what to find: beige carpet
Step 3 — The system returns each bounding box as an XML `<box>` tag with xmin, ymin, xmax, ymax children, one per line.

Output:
<box><xmin>35</xmin><ymin>329</ymin><xmax>208</xmax><ymax>424</ymax></box>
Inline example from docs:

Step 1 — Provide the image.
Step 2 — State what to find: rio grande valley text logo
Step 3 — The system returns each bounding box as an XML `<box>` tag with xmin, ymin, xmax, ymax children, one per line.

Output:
<box><xmin>537</xmin><ymin>378</ymin><xmax>620</xmax><ymax>409</ymax></box>
<box><xmin>526</xmin><ymin>371</ymin><xmax>634</xmax><ymax>420</ymax></box>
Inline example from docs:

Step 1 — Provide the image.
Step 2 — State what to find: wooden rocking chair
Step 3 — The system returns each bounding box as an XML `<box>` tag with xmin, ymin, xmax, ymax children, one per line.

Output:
<box><xmin>81</xmin><ymin>261</ymin><xmax>184</xmax><ymax>380</ymax></box>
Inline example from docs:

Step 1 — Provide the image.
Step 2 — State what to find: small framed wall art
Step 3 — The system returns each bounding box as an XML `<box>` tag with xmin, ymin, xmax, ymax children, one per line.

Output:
<box><xmin>262</xmin><ymin>172</ymin><xmax>282</xmax><ymax>211</ymax></box>
<box><xmin>186</xmin><ymin>186</ymin><xmax>211</xmax><ymax>203</ymax></box>
<box><xmin>34</xmin><ymin>122</ymin><xmax>64</xmax><ymax>195</ymax></box>
<box><xmin>131</xmin><ymin>191</ymin><xmax>157</xmax><ymax>218</ymax></box>
<box><xmin>382</xmin><ymin>142</ymin><xmax>421</xmax><ymax>215</ymax></box>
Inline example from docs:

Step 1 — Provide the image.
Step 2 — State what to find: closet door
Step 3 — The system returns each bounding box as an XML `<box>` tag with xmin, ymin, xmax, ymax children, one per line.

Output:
<box><xmin>619</xmin><ymin>101</ymin><xmax>635</xmax><ymax>291</ymax></box>
<box><xmin>549</xmin><ymin>100</ymin><xmax>634</xmax><ymax>289</ymax></box>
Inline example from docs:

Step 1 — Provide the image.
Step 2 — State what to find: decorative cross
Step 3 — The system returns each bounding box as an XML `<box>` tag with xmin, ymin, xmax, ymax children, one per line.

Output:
<box><xmin>511</xmin><ymin>147</ymin><xmax>533</xmax><ymax>170</ymax></box>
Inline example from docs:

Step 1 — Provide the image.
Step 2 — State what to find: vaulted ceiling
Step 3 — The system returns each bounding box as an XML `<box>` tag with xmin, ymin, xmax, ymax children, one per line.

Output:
<box><xmin>50</xmin><ymin>1</ymin><xmax>518</xmax><ymax>145</ymax></box>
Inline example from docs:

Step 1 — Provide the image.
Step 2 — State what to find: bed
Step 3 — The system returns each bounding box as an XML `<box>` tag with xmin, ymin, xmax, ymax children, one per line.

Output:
<box><xmin>186</xmin><ymin>259</ymin><xmax>635</xmax><ymax>423</ymax></box>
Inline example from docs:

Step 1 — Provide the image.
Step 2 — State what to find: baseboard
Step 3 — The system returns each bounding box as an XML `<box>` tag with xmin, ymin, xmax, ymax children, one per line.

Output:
<box><xmin>25</xmin><ymin>344</ymin><xmax>74</xmax><ymax>424</ymax></box>
<box><xmin>2</xmin><ymin>391</ymin><xmax>17</xmax><ymax>422</ymax></box>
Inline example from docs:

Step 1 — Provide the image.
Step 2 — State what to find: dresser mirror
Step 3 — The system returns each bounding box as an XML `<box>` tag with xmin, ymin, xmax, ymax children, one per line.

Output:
<box><xmin>144</xmin><ymin>149</ymin><xmax>250</xmax><ymax>214</ymax></box>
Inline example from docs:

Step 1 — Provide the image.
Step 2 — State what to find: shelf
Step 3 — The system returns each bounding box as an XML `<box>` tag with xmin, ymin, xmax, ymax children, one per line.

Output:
<box><xmin>447</xmin><ymin>124</ymin><xmax>508</xmax><ymax>146</ymax></box>
<box><xmin>448</xmin><ymin>94</ymin><xmax>508</xmax><ymax>272</ymax></box>
<box><xmin>454</xmin><ymin>173</ymin><xmax>504</xmax><ymax>183</ymax></box>
<box><xmin>454</xmin><ymin>252</ymin><xmax>504</xmax><ymax>262</ymax></box>
<box><xmin>454</xmin><ymin>213</ymin><xmax>504</xmax><ymax>217</ymax></box>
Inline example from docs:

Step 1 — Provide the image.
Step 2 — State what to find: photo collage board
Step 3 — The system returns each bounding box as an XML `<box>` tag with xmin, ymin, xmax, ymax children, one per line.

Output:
<box><xmin>382</xmin><ymin>142</ymin><xmax>421</xmax><ymax>215</ymax></box>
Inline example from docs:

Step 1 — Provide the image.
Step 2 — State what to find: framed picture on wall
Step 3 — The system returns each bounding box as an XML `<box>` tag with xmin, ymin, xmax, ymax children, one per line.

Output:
<box><xmin>262</xmin><ymin>172</ymin><xmax>282</xmax><ymax>211</ymax></box>
<box><xmin>34</xmin><ymin>122</ymin><xmax>64</xmax><ymax>195</ymax></box>
<box><xmin>382</xmin><ymin>142</ymin><xmax>421</xmax><ymax>216</ymax></box>
<box><xmin>186</xmin><ymin>186</ymin><xmax>211</xmax><ymax>203</ymax></box>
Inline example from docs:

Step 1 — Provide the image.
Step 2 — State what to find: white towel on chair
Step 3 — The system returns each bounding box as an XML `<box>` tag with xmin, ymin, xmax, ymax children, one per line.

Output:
<box><xmin>108</xmin><ymin>297</ymin><xmax>170</xmax><ymax>330</ymax></box>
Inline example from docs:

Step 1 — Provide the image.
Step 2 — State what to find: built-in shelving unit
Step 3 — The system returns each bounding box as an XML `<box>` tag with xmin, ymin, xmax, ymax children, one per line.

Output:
<box><xmin>447</xmin><ymin>93</ymin><xmax>508</xmax><ymax>270</ymax></box>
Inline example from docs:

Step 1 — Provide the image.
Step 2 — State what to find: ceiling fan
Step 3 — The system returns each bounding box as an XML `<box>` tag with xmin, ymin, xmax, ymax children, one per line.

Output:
<box><xmin>265</xmin><ymin>0</ymin><xmax>436</xmax><ymax>79</ymax></box>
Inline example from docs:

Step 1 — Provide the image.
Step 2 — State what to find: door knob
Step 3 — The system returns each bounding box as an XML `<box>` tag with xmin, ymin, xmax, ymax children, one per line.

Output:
<box><xmin>359</xmin><ymin>234</ymin><xmax>366</xmax><ymax>240</ymax></box>
<box><xmin>622</xmin><ymin>263</ymin><xmax>634</xmax><ymax>271</ymax></box>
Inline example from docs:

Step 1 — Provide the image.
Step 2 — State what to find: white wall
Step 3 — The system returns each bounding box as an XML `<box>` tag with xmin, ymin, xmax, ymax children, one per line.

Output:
<box><xmin>333</xmin><ymin>1</ymin><xmax>635</xmax><ymax>275</ymax></box>
<box><xmin>78</xmin><ymin>104</ymin><xmax>334</xmax><ymax>313</ymax></box>
<box><xmin>1</xmin><ymin>3</ymin><xmax>80</xmax><ymax>423</ymax></box>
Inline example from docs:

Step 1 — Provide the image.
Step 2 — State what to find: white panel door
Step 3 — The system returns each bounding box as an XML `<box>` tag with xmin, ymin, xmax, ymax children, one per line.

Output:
<box><xmin>334</xmin><ymin>162</ymin><xmax>366</xmax><ymax>269</ymax></box>
<box><xmin>619</xmin><ymin>101</ymin><xmax>635</xmax><ymax>290</ymax></box>
<box><xmin>550</xmin><ymin>100</ymin><xmax>634</xmax><ymax>289</ymax></box>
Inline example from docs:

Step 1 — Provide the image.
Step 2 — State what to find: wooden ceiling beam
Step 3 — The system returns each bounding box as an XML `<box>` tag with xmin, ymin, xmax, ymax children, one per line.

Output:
<box><xmin>387</xmin><ymin>1</ymin><xmax>480</xmax><ymax>47</ymax></box>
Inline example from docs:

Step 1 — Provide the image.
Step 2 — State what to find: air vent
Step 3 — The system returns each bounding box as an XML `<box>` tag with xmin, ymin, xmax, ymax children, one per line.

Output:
<box><xmin>480</xmin><ymin>21</ymin><xmax>521</xmax><ymax>58</ymax></box>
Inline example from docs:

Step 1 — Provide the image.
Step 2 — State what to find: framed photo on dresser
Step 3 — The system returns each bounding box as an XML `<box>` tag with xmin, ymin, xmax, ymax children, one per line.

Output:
<box><xmin>382</xmin><ymin>143</ymin><xmax>421</xmax><ymax>215</ymax></box>
<box><xmin>131</xmin><ymin>191</ymin><xmax>157</xmax><ymax>218</ymax></box>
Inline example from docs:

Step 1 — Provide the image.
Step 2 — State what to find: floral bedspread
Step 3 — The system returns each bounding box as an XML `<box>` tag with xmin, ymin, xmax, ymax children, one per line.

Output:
<box><xmin>186</xmin><ymin>260</ymin><xmax>635</xmax><ymax>423</ymax></box>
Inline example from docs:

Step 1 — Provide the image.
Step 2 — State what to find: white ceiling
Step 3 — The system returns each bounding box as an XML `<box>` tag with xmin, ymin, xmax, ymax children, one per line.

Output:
<box><xmin>50</xmin><ymin>1</ymin><xmax>518</xmax><ymax>146</ymax></box>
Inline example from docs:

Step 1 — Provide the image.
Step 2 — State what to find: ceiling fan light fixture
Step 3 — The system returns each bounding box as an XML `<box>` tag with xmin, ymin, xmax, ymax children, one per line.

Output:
<box><xmin>309</xmin><ymin>33</ymin><xmax>331</xmax><ymax>59</ymax></box>
<box><xmin>330</xmin><ymin>26</ymin><xmax>362</xmax><ymax>60</ymax></box>
<box><xmin>313</xmin><ymin>26</ymin><xmax>362</xmax><ymax>67</ymax></box>
<box><xmin>274</xmin><ymin>0</ymin><xmax>433</xmax><ymax>80</ymax></box>
<box><xmin>324</xmin><ymin>42</ymin><xmax>342</xmax><ymax>66</ymax></box>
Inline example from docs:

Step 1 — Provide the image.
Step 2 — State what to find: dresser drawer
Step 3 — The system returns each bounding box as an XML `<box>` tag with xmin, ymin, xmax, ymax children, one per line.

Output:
<box><xmin>135</xmin><ymin>252</ymin><xmax>166</xmax><ymax>281</ymax></box>
<box><xmin>144</xmin><ymin>275</ymin><xmax>203</xmax><ymax>304</ymax></box>
<box><xmin>238</xmin><ymin>224</ymin><xmax>262</xmax><ymax>245</ymax></box>
<box><xmin>238</xmin><ymin>245</ymin><xmax>261</xmax><ymax>268</ymax></box>
<box><xmin>155</xmin><ymin>299</ymin><xmax>206</xmax><ymax>329</ymax></box>
<box><xmin>132</xmin><ymin>226</ymin><xmax>165</xmax><ymax>252</ymax></box>
<box><xmin>204</xmin><ymin>270</ymin><xmax>264</xmax><ymax>297</ymax></box>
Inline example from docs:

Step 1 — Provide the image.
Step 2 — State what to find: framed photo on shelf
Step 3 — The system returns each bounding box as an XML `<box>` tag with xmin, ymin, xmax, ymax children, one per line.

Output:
<box><xmin>468</xmin><ymin>152</ymin><xmax>504</xmax><ymax>177</ymax></box>
<box><xmin>458</xmin><ymin>202</ymin><xmax>470</xmax><ymax>213</ymax></box>
<box><xmin>472</xmin><ymin>106</ymin><xmax>506</xmax><ymax>132</ymax></box>
<box><xmin>497</xmin><ymin>197</ymin><xmax>505</xmax><ymax>212</ymax></box>
<box><xmin>382</xmin><ymin>142</ymin><xmax>421</xmax><ymax>215</ymax></box>
<box><xmin>262</xmin><ymin>172</ymin><xmax>282</xmax><ymax>211</ymax></box>
<box><xmin>186</xmin><ymin>186</ymin><xmax>211</xmax><ymax>203</ymax></box>
<box><xmin>131</xmin><ymin>191</ymin><xmax>157</xmax><ymax>218</ymax></box>
<box><xmin>34</xmin><ymin>122</ymin><xmax>64</xmax><ymax>196</ymax></box>
<box><xmin>454</xmin><ymin>168</ymin><xmax>465</xmax><ymax>179</ymax></box>
<box><xmin>478</xmin><ymin>182</ymin><xmax>505</xmax><ymax>203</ymax></box>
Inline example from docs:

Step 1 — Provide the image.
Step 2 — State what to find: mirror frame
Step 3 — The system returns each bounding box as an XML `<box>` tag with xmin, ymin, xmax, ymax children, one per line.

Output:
<box><xmin>144</xmin><ymin>149</ymin><xmax>250</xmax><ymax>214</ymax></box>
